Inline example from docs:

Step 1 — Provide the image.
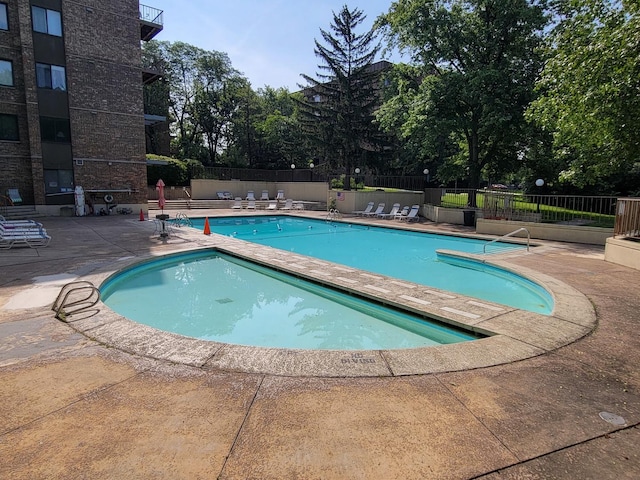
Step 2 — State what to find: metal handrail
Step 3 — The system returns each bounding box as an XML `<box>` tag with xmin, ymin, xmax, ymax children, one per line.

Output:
<box><xmin>52</xmin><ymin>281</ymin><xmax>100</xmax><ymax>321</ymax></box>
<box><xmin>483</xmin><ymin>227</ymin><xmax>530</xmax><ymax>254</ymax></box>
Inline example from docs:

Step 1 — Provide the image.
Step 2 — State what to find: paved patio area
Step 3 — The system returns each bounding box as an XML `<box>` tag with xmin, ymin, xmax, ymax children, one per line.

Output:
<box><xmin>1</xmin><ymin>210</ymin><xmax>638</xmax><ymax>479</ymax></box>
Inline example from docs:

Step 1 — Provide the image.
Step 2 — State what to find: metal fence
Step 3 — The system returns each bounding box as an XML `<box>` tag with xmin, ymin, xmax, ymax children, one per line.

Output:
<box><xmin>614</xmin><ymin>197</ymin><xmax>640</xmax><ymax>238</ymax></box>
<box><xmin>426</xmin><ymin>188</ymin><xmax>618</xmax><ymax>227</ymax></box>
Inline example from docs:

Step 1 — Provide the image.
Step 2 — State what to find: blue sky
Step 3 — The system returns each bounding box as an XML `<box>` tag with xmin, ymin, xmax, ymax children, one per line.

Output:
<box><xmin>147</xmin><ymin>0</ymin><xmax>402</xmax><ymax>91</ymax></box>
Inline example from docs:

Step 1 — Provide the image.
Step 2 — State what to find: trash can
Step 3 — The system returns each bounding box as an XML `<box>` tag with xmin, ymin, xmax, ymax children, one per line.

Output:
<box><xmin>463</xmin><ymin>209</ymin><xmax>475</xmax><ymax>226</ymax></box>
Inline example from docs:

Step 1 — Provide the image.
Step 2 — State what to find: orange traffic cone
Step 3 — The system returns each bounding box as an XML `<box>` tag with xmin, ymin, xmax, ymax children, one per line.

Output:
<box><xmin>203</xmin><ymin>217</ymin><xmax>211</xmax><ymax>235</ymax></box>
<box><xmin>139</xmin><ymin>209</ymin><xmax>145</xmax><ymax>221</ymax></box>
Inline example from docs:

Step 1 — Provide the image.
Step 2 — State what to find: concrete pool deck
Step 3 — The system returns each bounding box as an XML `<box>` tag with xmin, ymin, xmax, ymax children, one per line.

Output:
<box><xmin>1</xmin><ymin>210</ymin><xmax>639</xmax><ymax>479</ymax></box>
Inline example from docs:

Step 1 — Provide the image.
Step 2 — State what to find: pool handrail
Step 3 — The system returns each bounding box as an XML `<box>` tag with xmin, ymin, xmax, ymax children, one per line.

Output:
<box><xmin>483</xmin><ymin>227</ymin><xmax>530</xmax><ymax>254</ymax></box>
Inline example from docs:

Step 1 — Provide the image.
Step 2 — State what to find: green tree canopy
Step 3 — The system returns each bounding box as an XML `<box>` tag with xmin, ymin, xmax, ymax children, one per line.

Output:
<box><xmin>527</xmin><ymin>0</ymin><xmax>640</xmax><ymax>193</ymax></box>
<box><xmin>377</xmin><ymin>0</ymin><xmax>547</xmax><ymax>197</ymax></box>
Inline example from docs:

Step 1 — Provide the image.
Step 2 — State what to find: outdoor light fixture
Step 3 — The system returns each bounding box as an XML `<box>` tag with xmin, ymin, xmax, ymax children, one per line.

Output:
<box><xmin>309</xmin><ymin>163</ymin><xmax>314</xmax><ymax>182</ymax></box>
<box><xmin>423</xmin><ymin>168</ymin><xmax>430</xmax><ymax>188</ymax></box>
<box><xmin>535</xmin><ymin>178</ymin><xmax>544</xmax><ymax>213</ymax></box>
<box><xmin>291</xmin><ymin>163</ymin><xmax>295</xmax><ymax>182</ymax></box>
<box><xmin>354</xmin><ymin>168</ymin><xmax>361</xmax><ymax>191</ymax></box>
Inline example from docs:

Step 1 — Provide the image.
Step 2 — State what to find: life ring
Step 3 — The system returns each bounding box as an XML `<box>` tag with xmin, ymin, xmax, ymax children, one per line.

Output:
<box><xmin>104</xmin><ymin>194</ymin><xmax>114</xmax><ymax>203</ymax></box>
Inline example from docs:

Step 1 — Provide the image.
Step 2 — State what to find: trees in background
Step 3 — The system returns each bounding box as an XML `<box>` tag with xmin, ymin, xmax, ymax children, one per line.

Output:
<box><xmin>298</xmin><ymin>6</ymin><xmax>384</xmax><ymax>188</ymax></box>
<box><xmin>377</xmin><ymin>0</ymin><xmax>547</xmax><ymax>200</ymax></box>
<box><xmin>527</xmin><ymin>0</ymin><xmax>640</xmax><ymax>194</ymax></box>
<box><xmin>142</xmin><ymin>1</ymin><xmax>639</xmax><ymax>196</ymax></box>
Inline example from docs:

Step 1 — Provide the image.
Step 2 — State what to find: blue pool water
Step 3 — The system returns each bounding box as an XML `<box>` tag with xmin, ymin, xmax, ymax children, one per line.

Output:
<box><xmin>101</xmin><ymin>251</ymin><xmax>478</xmax><ymax>350</ymax></box>
<box><xmin>190</xmin><ymin>216</ymin><xmax>553</xmax><ymax>314</ymax></box>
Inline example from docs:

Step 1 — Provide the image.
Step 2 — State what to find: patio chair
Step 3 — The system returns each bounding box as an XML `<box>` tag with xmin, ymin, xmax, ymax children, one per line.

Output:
<box><xmin>281</xmin><ymin>199</ymin><xmax>293</xmax><ymax>210</ymax></box>
<box><xmin>0</xmin><ymin>224</ymin><xmax>50</xmax><ymax>249</ymax></box>
<box><xmin>399</xmin><ymin>205</ymin><xmax>420</xmax><ymax>222</ymax></box>
<box><xmin>276</xmin><ymin>190</ymin><xmax>285</xmax><ymax>201</ymax></box>
<box><xmin>260</xmin><ymin>190</ymin><xmax>269</xmax><ymax>201</ymax></box>
<box><xmin>0</xmin><ymin>215</ymin><xmax>43</xmax><ymax>227</ymax></box>
<box><xmin>378</xmin><ymin>203</ymin><xmax>400</xmax><ymax>219</ymax></box>
<box><xmin>231</xmin><ymin>197</ymin><xmax>243</xmax><ymax>209</ymax></box>
<box><xmin>246</xmin><ymin>199</ymin><xmax>256</xmax><ymax>209</ymax></box>
<box><xmin>363</xmin><ymin>202</ymin><xmax>385</xmax><ymax>217</ymax></box>
<box><xmin>222</xmin><ymin>191</ymin><xmax>233</xmax><ymax>200</ymax></box>
<box><xmin>246</xmin><ymin>191</ymin><xmax>256</xmax><ymax>201</ymax></box>
<box><xmin>393</xmin><ymin>206</ymin><xmax>410</xmax><ymax>220</ymax></box>
<box><xmin>266</xmin><ymin>201</ymin><xmax>278</xmax><ymax>210</ymax></box>
<box><xmin>6</xmin><ymin>188</ymin><xmax>22</xmax><ymax>205</ymax></box>
<box><xmin>352</xmin><ymin>201</ymin><xmax>374</xmax><ymax>216</ymax></box>
<box><xmin>216</xmin><ymin>192</ymin><xmax>226</xmax><ymax>200</ymax></box>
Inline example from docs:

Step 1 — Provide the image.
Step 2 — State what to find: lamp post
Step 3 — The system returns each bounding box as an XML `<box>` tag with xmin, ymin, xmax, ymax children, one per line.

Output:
<box><xmin>291</xmin><ymin>163</ymin><xmax>295</xmax><ymax>182</ymax></box>
<box><xmin>354</xmin><ymin>167</ymin><xmax>361</xmax><ymax>191</ymax></box>
<box><xmin>535</xmin><ymin>178</ymin><xmax>544</xmax><ymax>213</ymax></box>
<box><xmin>309</xmin><ymin>162</ymin><xmax>314</xmax><ymax>182</ymax></box>
<box><xmin>423</xmin><ymin>168</ymin><xmax>430</xmax><ymax>189</ymax></box>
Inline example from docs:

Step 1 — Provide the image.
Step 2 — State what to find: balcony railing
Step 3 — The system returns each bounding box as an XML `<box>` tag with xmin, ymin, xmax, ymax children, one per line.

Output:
<box><xmin>140</xmin><ymin>4</ymin><xmax>163</xmax><ymax>25</ymax></box>
<box><xmin>614</xmin><ymin>197</ymin><xmax>640</xmax><ymax>238</ymax></box>
<box><xmin>140</xmin><ymin>4</ymin><xmax>163</xmax><ymax>41</ymax></box>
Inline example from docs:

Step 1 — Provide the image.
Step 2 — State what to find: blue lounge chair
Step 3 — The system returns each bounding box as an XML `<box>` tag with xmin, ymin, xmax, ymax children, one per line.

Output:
<box><xmin>363</xmin><ymin>203</ymin><xmax>385</xmax><ymax>217</ymax></box>
<box><xmin>378</xmin><ymin>203</ymin><xmax>401</xmax><ymax>219</ymax></box>
<box><xmin>352</xmin><ymin>201</ymin><xmax>374</xmax><ymax>216</ymax></box>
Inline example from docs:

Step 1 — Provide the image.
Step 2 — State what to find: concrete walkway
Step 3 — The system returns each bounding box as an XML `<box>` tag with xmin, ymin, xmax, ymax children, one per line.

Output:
<box><xmin>1</xmin><ymin>211</ymin><xmax>638</xmax><ymax>479</ymax></box>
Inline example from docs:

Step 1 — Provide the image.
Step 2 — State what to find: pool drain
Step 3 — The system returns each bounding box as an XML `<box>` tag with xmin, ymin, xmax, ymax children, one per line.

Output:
<box><xmin>216</xmin><ymin>298</ymin><xmax>233</xmax><ymax>304</ymax></box>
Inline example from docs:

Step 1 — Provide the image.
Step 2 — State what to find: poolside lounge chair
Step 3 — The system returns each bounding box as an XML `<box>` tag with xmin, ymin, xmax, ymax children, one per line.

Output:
<box><xmin>216</xmin><ymin>191</ymin><xmax>226</xmax><ymax>200</ymax></box>
<box><xmin>6</xmin><ymin>188</ymin><xmax>22</xmax><ymax>205</ymax></box>
<box><xmin>276</xmin><ymin>190</ymin><xmax>285</xmax><ymax>201</ymax></box>
<box><xmin>394</xmin><ymin>206</ymin><xmax>410</xmax><ymax>220</ymax></box>
<box><xmin>363</xmin><ymin>202</ymin><xmax>385</xmax><ymax>217</ymax></box>
<box><xmin>231</xmin><ymin>197</ymin><xmax>243</xmax><ymax>209</ymax></box>
<box><xmin>399</xmin><ymin>204</ymin><xmax>420</xmax><ymax>222</ymax></box>
<box><xmin>281</xmin><ymin>199</ymin><xmax>293</xmax><ymax>210</ymax></box>
<box><xmin>0</xmin><ymin>223</ymin><xmax>50</xmax><ymax>249</ymax></box>
<box><xmin>378</xmin><ymin>203</ymin><xmax>400</xmax><ymax>219</ymax></box>
<box><xmin>352</xmin><ymin>201</ymin><xmax>374</xmax><ymax>216</ymax></box>
<box><xmin>222</xmin><ymin>191</ymin><xmax>233</xmax><ymax>200</ymax></box>
<box><xmin>266</xmin><ymin>201</ymin><xmax>277</xmax><ymax>210</ymax></box>
<box><xmin>0</xmin><ymin>215</ymin><xmax>42</xmax><ymax>227</ymax></box>
<box><xmin>260</xmin><ymin>190</ymin><xmax>269</xmax><ymax>201</ymax></box>
<box><xmin>246</xmin><ymin>191</ymin><xmax>256</xmax><ymax>201</ymax></box>
<box><xmin>246</xmin><ymin>199</ymin><xmax>256</xmax><ymax>209</ymax></box>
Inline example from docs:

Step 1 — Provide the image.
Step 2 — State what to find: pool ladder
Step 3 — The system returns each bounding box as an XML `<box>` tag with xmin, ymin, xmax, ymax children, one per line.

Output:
<box><xmin>326</xmin><ymin>209</ymin><xmax>341</xmax><ymax>221</ymax></box>
<box><xmin>174</xmin><ymin>212</ymin><xmax>192</xmax><ymax>227</ymax></box>
<box><xmin>52</xmin><ymin>281</ymin><xmax>101</xmax><ymax>322</ymax></box>
<box><xmin>483</xmin><ymin>227</ymin><xmax>530</xmax><ymax>254</ymax></box>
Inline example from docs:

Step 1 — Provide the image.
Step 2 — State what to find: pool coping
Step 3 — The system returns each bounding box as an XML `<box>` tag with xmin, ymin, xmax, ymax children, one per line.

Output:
<box><xmin>61</xmin><ymin>217</ymin><xmax>597</xmax><ymax>377</ymax></box>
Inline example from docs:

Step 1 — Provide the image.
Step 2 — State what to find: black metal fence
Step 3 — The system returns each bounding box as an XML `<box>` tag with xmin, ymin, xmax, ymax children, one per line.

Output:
<box><xmin>426</xmin><ymin>188</ymin><xmax>618</xmax><ymax>227</ymax></box>
<box><xmin>197</xmin><ymin>166</ymin><xmax>426</xmax><ymax>190</ymax></box>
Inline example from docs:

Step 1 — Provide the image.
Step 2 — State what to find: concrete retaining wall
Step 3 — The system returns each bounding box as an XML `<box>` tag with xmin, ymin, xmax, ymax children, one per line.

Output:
<box><xmin>605</xmin><ymin>237</ymin><xmax>640</xmax><ymax>270</ymax></box>
<box><xmin>477</xmin><ymin>219</ymin><xmax>613</xmax><ymax>245</ymax></box>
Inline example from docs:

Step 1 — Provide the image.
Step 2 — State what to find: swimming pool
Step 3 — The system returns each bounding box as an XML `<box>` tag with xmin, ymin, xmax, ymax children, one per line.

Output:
<box><xmin>101</xmin><ymin>250</ymin><xmax>479</xmax><ymax>350</ymax></box>
<box><xmin>190</xmin><ymin>216</ymin><xmax>553</xmax><ymax>314</ymax></box>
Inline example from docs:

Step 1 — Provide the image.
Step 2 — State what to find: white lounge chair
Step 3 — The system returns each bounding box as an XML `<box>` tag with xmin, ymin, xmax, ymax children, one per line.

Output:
<box><xmin>216</xmin><ymin>191</ymin><xmax>226</xmax><ymax>200</ymax></box>
<box><xmin>394</xmin><ymin>206</ymin><xmax>410</xmax><ymax>220</ymax></box>
<box><xmin>363</xmin><ymin>202</ymin><xmax>385</xmax><ymax>217</ymax></box>
<box><xmin>260</xmin><ymin>190</ymin><xmax>269</xmax><ymax>201</ymax></box>
<box><xmin>281</xmin><ymin>199</ymin><xmax>293</xmax><ymax>210</ymax></box>
<box><xmin>352</xmin><ymin>201</ymin><xmax>374</xmax><ymax>216</ymax></box>
<box><xmin>231</xmin><ymin>197</ymin><xmax>243</xmax><ymax>209</ymax></box>
<box><xmin>399</xmin><ymin>204</ymin><xmax>420</xmax><ymax>222</ymax></box>
<box><xmin>222</xmin><ymin>191</ymin><xmax>233</xmax><ymax>200</ymax></box>
<box><xmin>266</xmin><ymin>201</ymin><xmax>277</xmax><ymax>210</ymax></box>
<box><xmin>0</xmin><ymin>215</ymin><xmax>43</xmax><ymax>227</ymax></box>
<box><xmin>246</xmin><ymin>199</ymin><xmax>256</xmax><ymax>209</ymax></box>
<box><xmin>0</xmin><ymin>224</ymin><xmax>50</xmax><ymax>249</ymax></box>
<box><xmin>276</xmin><ymin>190</ymin><xmax>285</xmax><ymax>201</ymax></box>
<box><xmin>378</xmin><ymin>203</ymin><xmax>401</xmax><ymax>219</ymax></box>
<box><xmin>246</xmin><ymin>191</ymin><xmax>256</xmax><ymax>201</ymax></box>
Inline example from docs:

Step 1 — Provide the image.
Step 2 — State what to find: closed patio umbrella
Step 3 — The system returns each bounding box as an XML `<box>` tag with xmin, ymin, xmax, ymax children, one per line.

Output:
<box><xmin>156</xmin><ymin>178</ymin><xmax>166</xmax><ymax>213</ymax></box>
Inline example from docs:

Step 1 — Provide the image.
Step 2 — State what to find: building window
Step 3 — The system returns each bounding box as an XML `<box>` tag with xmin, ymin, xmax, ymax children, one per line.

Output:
<box><xmin>32</xmin><ymin>6</ymin><xmax>62</xmax><ymax>36</ymax></box>
<box><xmin>36</xmin><ymin>63</ymin><xmax>66</xmax><ymax>90</ymax></box>
<box><xmin>0</xmin><ymin>114</ymin><xmax>19</xmax><ymax>141</ymax></box>
<box><xmin>40</xmin><ymin>117</ymin><xmax>71</xmax><ymax>143</ymax></box>
<box><xmin>0</xmin><ymin>3</ymin><xmax>8</xmax><ymax>30</ymax></box>
<box><xmin>0</xmin><ymin>59</ymin><xmax>13</xmax><ymax>86</ymax></box>
<box><xmin>44</xmin><ymin>169</ymin><xmax>74</xmax><ymax>194</ymax></box>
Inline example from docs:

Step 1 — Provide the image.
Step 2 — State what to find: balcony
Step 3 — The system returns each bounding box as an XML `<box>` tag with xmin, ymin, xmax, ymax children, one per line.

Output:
<box><xmin>140</xmin><ymin>4</ymin><xmax>163</xmax><ymax>41</ymax></box>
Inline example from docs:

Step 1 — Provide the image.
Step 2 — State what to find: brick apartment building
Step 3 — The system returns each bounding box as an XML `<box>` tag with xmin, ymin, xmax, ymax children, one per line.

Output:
<box><xmin>0</xmin><ymin>0</ymin><xmax>163</xmax><ymax>215</ymax></box>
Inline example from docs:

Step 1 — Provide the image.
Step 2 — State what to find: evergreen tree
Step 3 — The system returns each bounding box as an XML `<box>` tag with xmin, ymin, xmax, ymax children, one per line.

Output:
<box><xmin>299</xmin><ymin>5</ymin><xmax>382</xmax><ymax>188</ymax></box>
